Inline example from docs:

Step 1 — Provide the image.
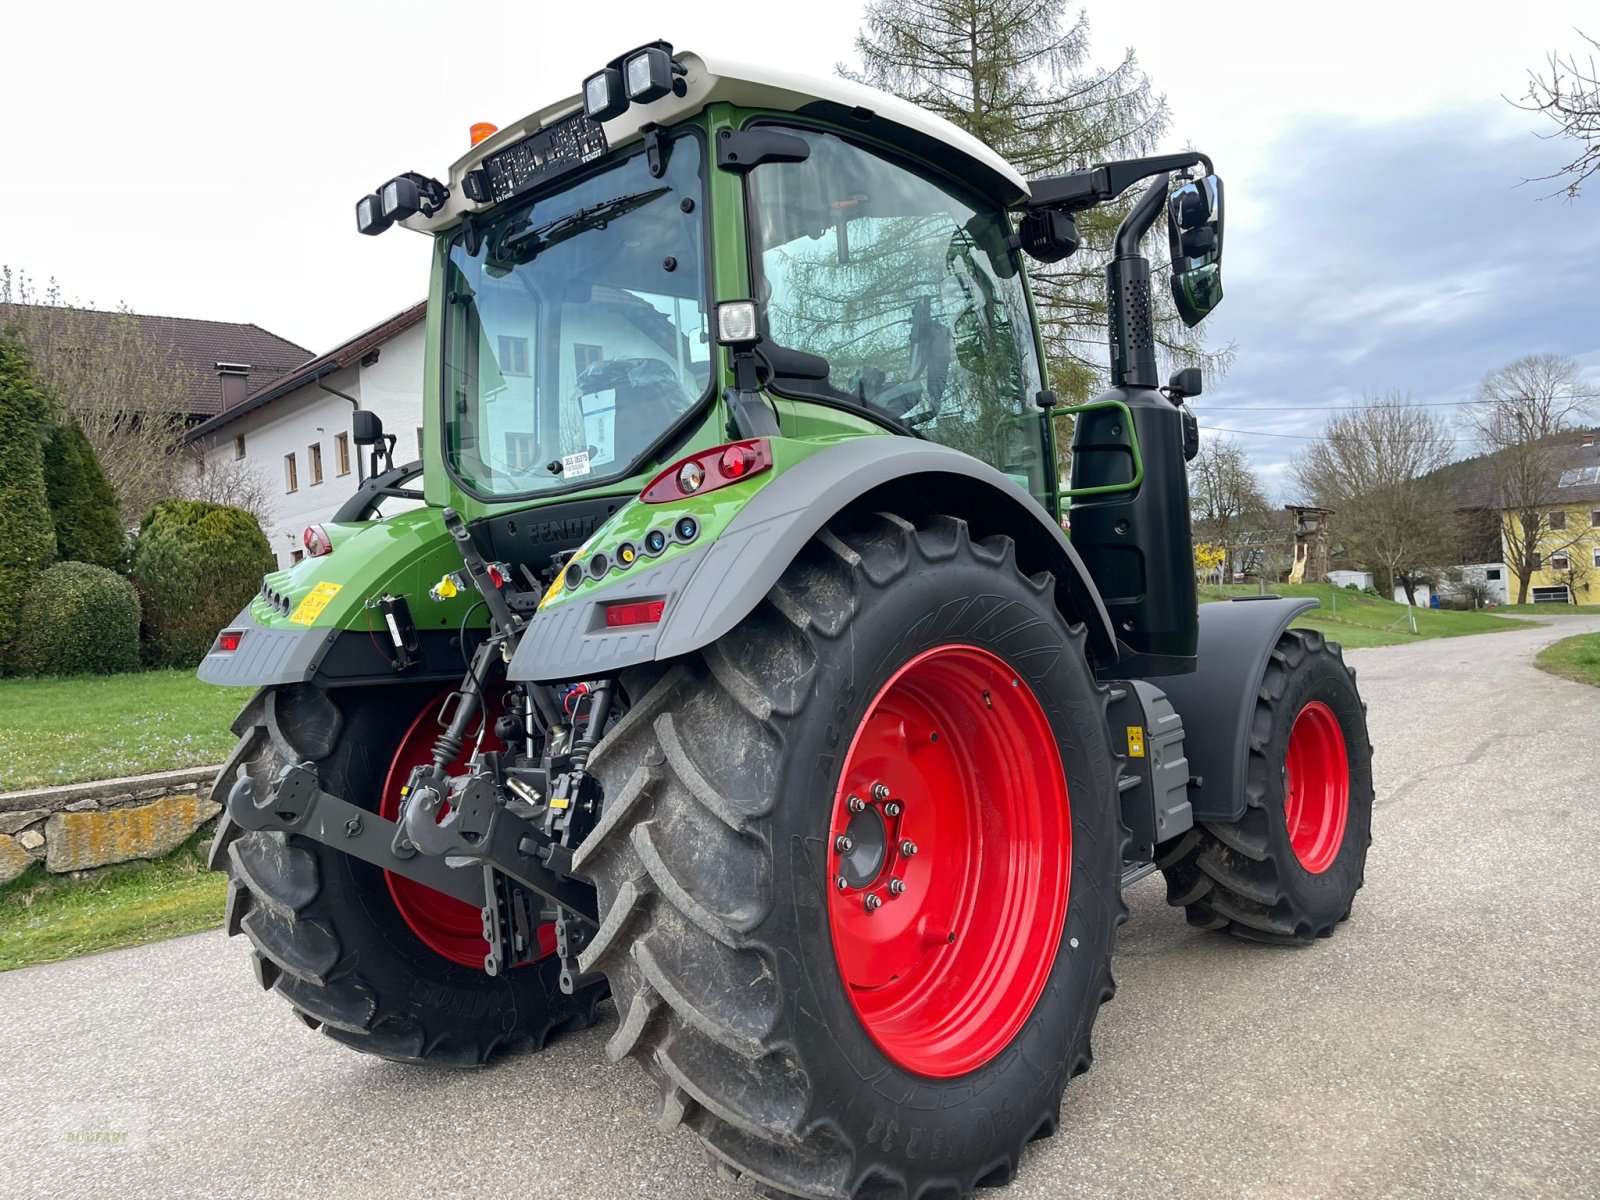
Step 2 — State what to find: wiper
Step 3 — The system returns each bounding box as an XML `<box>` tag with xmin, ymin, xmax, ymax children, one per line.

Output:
<box><xmin>500</xmin><ymin>188</ymin><xmax>670</xmax><ymax>261</ymax></box>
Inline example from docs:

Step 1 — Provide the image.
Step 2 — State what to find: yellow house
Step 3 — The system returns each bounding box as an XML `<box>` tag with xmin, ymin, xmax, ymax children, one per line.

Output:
<box><xmin>1501</xmin><ymin>460</ymin><xmax>1600</xmax><ymax>604</ymax></box>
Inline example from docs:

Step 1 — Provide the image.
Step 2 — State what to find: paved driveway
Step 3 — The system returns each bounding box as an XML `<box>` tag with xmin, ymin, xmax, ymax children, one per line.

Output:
<box><xmin>3</xmin><ymin>617</ymin><xmax>1598</xmax><ymax>1200</ymax></box>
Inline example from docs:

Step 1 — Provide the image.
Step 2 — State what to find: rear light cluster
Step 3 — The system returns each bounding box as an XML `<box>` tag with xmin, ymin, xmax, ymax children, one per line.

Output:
<box><xmin>303</xmin><ymin>525</ymin><xmax>333</xmax><ymax>557</ymax></box>
<box><xmin>603</xmin><ymin>599</ymin><xmax>666</xmax><ymax>628</ymax></box>
<box><xmin>641</xmin><ymin>440</ymin><xmax>772</xmax><ymax>504</ymax></box>
<box><xmin>217</xmin><ymin>630</ymin><xmax>243</xmax><ymax>653</ymax></box>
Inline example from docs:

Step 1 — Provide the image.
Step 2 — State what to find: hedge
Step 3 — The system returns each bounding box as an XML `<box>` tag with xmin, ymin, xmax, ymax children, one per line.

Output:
<box><xmin>0</xmin><ymin>335</ymin><xmax>57</xmax><ymax>657</ymax></box>
<box><xmin>8</xmin><ymin>561</ymin><xmax>141</xmax><ymax>676</ymax></box>
<box><xmin>42</xmin><ymin>422</ymin><xmax>123</xmax><ymax>570</ymax></box>
<box><xmin>130</xmin><ymin>499</ymin><xmax>275</xmax><ymax>668</ymax></box>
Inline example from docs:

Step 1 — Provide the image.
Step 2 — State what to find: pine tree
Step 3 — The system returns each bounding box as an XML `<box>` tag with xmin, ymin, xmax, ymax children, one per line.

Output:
<box><xmin>845</xmin><ymin>0</ymin><xmax>1228</xmax><ymax>401</ymax></box>
<box><xmin>42</xmin><ymin>422</ymin><xmax>124</xmax><ymax>570</ymax></box>
<box><xmin>0</xmin><ymin>334</ymin><xmax>59</xmax><ymax>656</ymax></box>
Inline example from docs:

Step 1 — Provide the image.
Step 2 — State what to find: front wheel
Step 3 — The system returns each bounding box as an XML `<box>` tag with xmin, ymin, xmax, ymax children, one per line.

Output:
<box><xmin>577</xmin><ymin>512</ymin><xmax>1124</xmax><ymax>1199</ymax></box>
<box><xmin>1158</xmin><ymin>628</ymin><xmax>1374</xmax><ymax>942</ymax></box>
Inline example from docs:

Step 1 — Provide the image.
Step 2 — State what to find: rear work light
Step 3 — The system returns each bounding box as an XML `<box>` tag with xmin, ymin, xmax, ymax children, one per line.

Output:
<box><xmin>603</xmin><ymin>599</ymin><xmax>666</xmax><ymax>628</ymax></box>
<box><xmin>641</xmin><ymin>440</ymin><xmax>773</xmax><ymax>504</ymax></box>
<box><xmin>218</xmin><ymin>630</ymin><xmax>243</xmax><ymax>653</ymax></box>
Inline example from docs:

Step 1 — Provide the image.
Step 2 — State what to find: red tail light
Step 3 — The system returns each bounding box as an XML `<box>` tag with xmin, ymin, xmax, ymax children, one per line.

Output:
<box><xmin>303</xmin><ymin>525</ymin><xmax>333</xmax><ymax>557</ymax></box>
<box><xmin>603</xmin><ymin>599</ymin><xmax>666</xmax><ymax>628</ymax></box>
<box><xmin>218</xmin><ymin>630</ymin><xmax>243</xmax><ymax>652</ymax></box>
<box><xmin>641</xmin><ymin>440</ymin><xmax>773</xmax><ymax>504</ymax></box>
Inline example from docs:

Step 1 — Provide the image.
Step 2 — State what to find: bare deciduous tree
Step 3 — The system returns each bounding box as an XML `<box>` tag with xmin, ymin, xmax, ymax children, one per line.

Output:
<box><xmin>0</xmin><ymin>267</ymin><xmax>193</xmax><ymax>526</ymax></box>
<box><xmin>1515</xmin><ymin>30</ymin><xmax>1600</xmax><ymax>199</ymax></box>
<box><xmin>1292</xmin><ymin>393</ymin><xmax>1457</xmax><ymax>604</ymax></box>
<box><xmin>1466</xmin><ymin>354</ymin><xmax>1594</xmax><ymax>603</ymax></box>
<box><xmin>1189</xmin><ymin>435</ymin><xmax>1270</xmax><ymax>582</ymax></box>
<box><xmin>183</xmin><ymin>448</ymin><xmax>276</xmax><ymax>525</ymax></box>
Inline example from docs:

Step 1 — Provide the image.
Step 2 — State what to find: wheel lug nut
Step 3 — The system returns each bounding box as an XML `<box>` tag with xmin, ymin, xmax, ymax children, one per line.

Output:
<box><xmin>884</xmin><ymin>801</ymin><xmax>902</xmax><ymax>817</ymax></box>
<box><xmin>864</xmin><ymin>894</ymin><xmax>882</xmax><ymax>912</ymax></box>
<box><xmin>889</xmin><ymin>878</ymin><xmax>905</xmax><ymax>895</ymax></box>
<box><xmin>872</xmin><ymin>782</ymin><xmax>890</xmax><ymax>801</ymax></box>
<box><xmin>836</xmin><ymin>875</ymin><xmax>849</xmax><ymax>891</ymax></box>
<box><xmin>847</xmin><ymin>795</ymin><xmax>865</xmax><ymax>813</ymax></box>
<box><xmin>901</xmin><ymin>840</ymin><xmax>918</xmax><ymax>856</ymax></box>
<box><xmin>835</xmin><ymin>835</ymin><xmax>854</xmax><ymax>854</ymax></box>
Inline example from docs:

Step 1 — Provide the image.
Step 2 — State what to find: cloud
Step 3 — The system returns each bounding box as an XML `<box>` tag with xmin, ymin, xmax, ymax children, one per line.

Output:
<box><xmin>1197</xmin><ymin>111</ymin><xmax>1600</xmax><ymax>493</ymax></box>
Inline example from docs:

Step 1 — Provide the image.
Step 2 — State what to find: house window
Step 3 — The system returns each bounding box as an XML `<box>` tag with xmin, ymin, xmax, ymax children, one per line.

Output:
<box><xmin>574</xmin><ymin>343</ymin><xmax>604</xmax><ymax>376</ymax></box>
<box><xmin>1593</xmin><ymin>547</ymin><xmax>1600</xmax><ymax>569</ymax></box>
<box><xmin>416</xmin><ymin>427</ymin><xmax>425</xmax><ymax>457</ymax></box>
<box><xmin>1486</xmin><ymin>568</ymin><xmax>1501</xmax><ymax>581</ymax></box>
<box><xmin>1548</xmin><ymin>510</ymin><xmax>1567</xmax><ymax>531</ymax></box>
<box><xmin>498</xmin><ymin>335</ymin><xmax>530</xmax><ymax>376</ymax></box>
<box><xmin>233</xmin><ymin>434</ymin><xmax>246</xmax><ymax>460</ymax></box>
<box><xmin>1591</xmin><ymin>509</ymin><xmax>1600</xmax><ymax>528</ymax></box>
<box><xmin>284</xmin><ymin>452</ymin><xmax>298</xmax><ymax>493</ymax></box>
<box><xmin>504</xmin><ymin>431</ymin><xmax>535</xmax><ymax>471</ymax></box>
<box><xmin>336</xmin><ymin>432</ymin><xmax>350</xmax><ymax>476</ymax></box>
<box><xmin>1550</xmin><ymin>551</ymin><xmax>1570</xmax><ymax>571</ymax></box>
<box><xmin>290</xmin><ymin>549</ymin><xmax>305</xmax><ymax>565</ymax></box>
<box><xmin>309</xmin><ymin>443</ymin><xmax>323</xmax><ymax>486</ymax></box>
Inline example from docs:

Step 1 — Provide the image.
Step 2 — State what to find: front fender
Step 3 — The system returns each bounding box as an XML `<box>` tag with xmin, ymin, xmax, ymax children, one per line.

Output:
<box><xmin>508</xmin><ymin>438</ymin><xmax>1118</xmax><ymax>683</ymax></box>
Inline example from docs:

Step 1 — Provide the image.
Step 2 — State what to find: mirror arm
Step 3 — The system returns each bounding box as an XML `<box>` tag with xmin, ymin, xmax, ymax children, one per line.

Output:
<box><xmin>1024</xmin><ymin>151</ymin><xmax>1211</xmax><ymax>213</ymax></box>
<box><xmin>1114</xmin><ymin>174</ymin><xmax>1171</xmax><ymax>258</ymax></box>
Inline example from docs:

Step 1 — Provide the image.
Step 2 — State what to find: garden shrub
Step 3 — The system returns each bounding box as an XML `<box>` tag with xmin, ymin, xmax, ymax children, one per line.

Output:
<box><xmin>129</xmin><ymin>499</ymin><xmax>275</xmax><ymax>668</ymax></box>
<box><xmin>0</xmin><ymin>335</ymin><xmax>57</xmax><ymax>658</ymax></box>
<box><xmin>42</xmin><ymin>422</ymin><xmax>123</xmax><ymax>570</ymax></box>
<box><xmin>8</xmin><ymin>561</ymin><xmax>141</xmax><ymax>676</ymax></box>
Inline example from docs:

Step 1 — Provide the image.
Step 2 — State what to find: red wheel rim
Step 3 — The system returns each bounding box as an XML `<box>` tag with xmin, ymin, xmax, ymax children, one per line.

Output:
<box><xmin>827</xmin><ymin>644</ymin><xmax>1071</xmax><ymax>1078</ymax></box>
<box><xmin>379</xmin><ymin>693</ymin><xmax>556</xmax><ymax>968</ymax></box>
<box><xmin>1283</xmin><ymin>700</ymin><xmax>1350</xmax><ymax>874</ymax></box>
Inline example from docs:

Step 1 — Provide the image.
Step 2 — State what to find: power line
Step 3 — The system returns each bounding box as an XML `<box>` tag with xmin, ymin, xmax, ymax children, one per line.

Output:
<box><xmin>1206</xmin><ymin>392</ymin><xmax>1600</xmax><ymax>412</ymax></box>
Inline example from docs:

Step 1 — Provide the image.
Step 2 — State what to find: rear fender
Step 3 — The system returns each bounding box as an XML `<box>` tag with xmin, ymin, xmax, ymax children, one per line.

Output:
<box><xmin>507</xmin><ymin>438</ymin><xmax>1118</xmax><ymax>683</ymax></box>
<box><xmin>1152</xmin><ymin>596</ymin><xmax>1318</xmax><ymax>824</ymax></box>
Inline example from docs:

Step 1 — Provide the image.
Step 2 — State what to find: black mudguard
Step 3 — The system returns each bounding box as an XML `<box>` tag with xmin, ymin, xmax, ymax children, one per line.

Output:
<box><xmin>508</xmin><ymin>438</ymin><xmax>1119</xmax><ymax>683</ymax></box>
<box><xmin>1154</xmin><ymin>596</ymin><xmax>1318</xmax><ymax>823</ymax></box>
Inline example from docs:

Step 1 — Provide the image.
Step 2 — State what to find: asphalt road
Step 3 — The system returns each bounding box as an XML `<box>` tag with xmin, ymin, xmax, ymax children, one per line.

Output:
<box><xmin>4</xmin><ymin>616</ymin><xmax>1599</xmax><ymax>1200</ymax></box>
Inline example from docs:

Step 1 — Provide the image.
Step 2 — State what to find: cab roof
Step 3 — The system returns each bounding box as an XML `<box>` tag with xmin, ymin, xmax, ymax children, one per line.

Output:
<box><xmin>403</xmin><ymin>47</ymin><xmax>1029</xmax><ymax>234</ymax></box>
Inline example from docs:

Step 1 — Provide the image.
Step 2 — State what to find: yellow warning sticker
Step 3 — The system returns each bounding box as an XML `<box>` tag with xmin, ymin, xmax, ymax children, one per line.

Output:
<box><xmin>1126</xmin><ymin>726</ymin><xmax>1146</xmax><ymax>758</ymax></box>
<box><xmin>289</xmin><ymin>581</ymin><xmax>343</xmax><ymax>625</ymax></box>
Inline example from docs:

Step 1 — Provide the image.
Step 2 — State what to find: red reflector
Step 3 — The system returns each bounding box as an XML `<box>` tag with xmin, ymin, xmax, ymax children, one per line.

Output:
<box><xmin>303</xmin><ymin>525</ymin><xmax>332</xmax><ymax>557</ymax></box>
<box><xmin>641</xmin><ymin>439</ymin><xmax>773</xmax><ymax>503</ymax></box>
<box><xmin>218</xmin><ymin>630</ymin><xmax>243</xmax><ymax>652</ymax></box>
<box><xmin>603</xmin><ymin>600</ymin><xmax>666</xmax><ymax>628</ymax></box>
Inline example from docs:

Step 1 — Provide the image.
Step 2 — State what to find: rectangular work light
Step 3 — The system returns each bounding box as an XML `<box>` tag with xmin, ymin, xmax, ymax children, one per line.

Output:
<box><xmin>355</xmin><ymin>193</ymin><xmax>392</xmax><ymax>236</ymax></box>
<box><xmin>583</xmin><ymin>67</ymin><xmax>628</xmax><ymax>121</ymax></box>
<box><xmin>716</xmin><ymin>300</ymin><xmax>760</xmax><ymax>345</ymax></box>
<box><xmin>624</xmin><ymin>47</ymin><xmax>674</xmax><ymax>102</ymax></box>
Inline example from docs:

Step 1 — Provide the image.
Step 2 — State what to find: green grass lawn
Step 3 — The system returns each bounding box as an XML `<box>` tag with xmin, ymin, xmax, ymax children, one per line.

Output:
<box><xmin>1486</xmin><ymin>603</ymin><xmax>1600</xmax><ymax>616</ymax></box>
<box><xmin>0</xmin><ymin>669</ymin><xmax>245</xmax><ymax>792</ymax></box>
<box><xmin>1535</xmin><ymin>632</ymin><xmax>1600</xmax><ymax>688</ymax></box>
<box><xmin>0</xmin><ymin>833</ymin><xmax>225</xmax><ymax>972</ymax></box>
<box><xmin>1199</xmin><ymin>582</ymin><xmax>1535</xmax><ymax>650</ymax></box>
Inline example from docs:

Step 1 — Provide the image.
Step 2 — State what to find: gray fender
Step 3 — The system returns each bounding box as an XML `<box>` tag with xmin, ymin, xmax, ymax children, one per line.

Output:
<box><xmin>508</xmin><ymin>438</ymin><xmax>1118</xmax><ymax>683</ymax></box>
<box><xmin>1150</xmin><ymin>596</ymin><xmax>1317</xmax><ymax>824</ymax></box>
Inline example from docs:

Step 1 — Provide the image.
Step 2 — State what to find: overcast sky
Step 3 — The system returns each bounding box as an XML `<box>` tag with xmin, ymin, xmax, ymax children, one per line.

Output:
<box><xmin>4</xmin><ymin>0</ymin><xmax>1596</xmax><ymax>492</ymax></box>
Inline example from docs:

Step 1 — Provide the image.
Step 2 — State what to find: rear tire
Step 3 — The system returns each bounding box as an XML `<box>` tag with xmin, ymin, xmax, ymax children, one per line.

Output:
<box><xmin>1157</xmin><ymin>628</ymin><xmax>1373</xmax><ymax>943</ymax></box>
<box><xmin>578</xmin><ymin>512</ymin><xmax>1123</xmax><ymax>1199</ymax></box>
<box><xmin>209</xmin><ymin>683</ymin><xmax>604</xmax><ymax>1066</ymax></box>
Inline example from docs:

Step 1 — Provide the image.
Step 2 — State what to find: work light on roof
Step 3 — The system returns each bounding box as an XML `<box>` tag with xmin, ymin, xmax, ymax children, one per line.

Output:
<box><xmin>583</xmin><ymin>67</ymin><xmax>628</xmax><ymax>122</ymax></box>
<box><xmin>355</xmin><ymin>193</ymin><xmax>392</xmax><ymax>236</ymax></box>
<box><xmin>624</xmin><ymin>47</ymin><xmax>674</xmax><ymax>102</ymax></box>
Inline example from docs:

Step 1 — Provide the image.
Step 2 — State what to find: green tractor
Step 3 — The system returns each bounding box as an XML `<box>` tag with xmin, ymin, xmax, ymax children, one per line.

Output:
<box><xmin>203</xmin><ymin>42</ymin><xmax>1373</xmax><ymax>1200</ymax></box>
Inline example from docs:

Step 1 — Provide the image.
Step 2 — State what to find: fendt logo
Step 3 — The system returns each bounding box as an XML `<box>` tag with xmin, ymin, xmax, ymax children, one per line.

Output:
<box><xmin>527</xmin><ymin>515</ymin><xmax>598</xmax><ymax>546</ymax></box>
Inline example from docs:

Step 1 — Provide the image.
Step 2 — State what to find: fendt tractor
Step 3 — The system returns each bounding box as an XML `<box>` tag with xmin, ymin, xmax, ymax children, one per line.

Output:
<box><xmin>200</xmin><ymin>42</ymin><xmax>1374</xmax><ymax>1200</ymax></box>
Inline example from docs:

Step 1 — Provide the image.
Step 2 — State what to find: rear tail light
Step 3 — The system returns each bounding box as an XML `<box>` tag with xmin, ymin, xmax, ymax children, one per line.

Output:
<box><xmin>218</xmin><ymin>630</ymin><xmax>243</xmax><ymax>653</ymax></box>
<box><xmin>603</xmin><ymin>599</ymin><xmax>666</xmax><ymax>628</ymax></box>
<box><xmin>641</xmin><ymin>439</ymin><xmax>773</xmax><ymax>504</ymax></box>
<box><xmin>303</xmin><ymin>525</ymin><xmax>333</xmax><ymax>557</ymax></box>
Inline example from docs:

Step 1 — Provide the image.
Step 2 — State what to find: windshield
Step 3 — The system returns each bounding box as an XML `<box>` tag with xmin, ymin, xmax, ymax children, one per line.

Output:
<box><xmin>442</xmin><ymin>134</ymin><xmax>710</xmax><ymax>497</ymax></box>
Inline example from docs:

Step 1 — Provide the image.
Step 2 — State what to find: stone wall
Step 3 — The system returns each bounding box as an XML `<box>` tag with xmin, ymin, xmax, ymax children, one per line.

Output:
<box><xmin>0</xmin><ymin>766</ymin><xmax>221</xmax><ymax>883</ymax></box>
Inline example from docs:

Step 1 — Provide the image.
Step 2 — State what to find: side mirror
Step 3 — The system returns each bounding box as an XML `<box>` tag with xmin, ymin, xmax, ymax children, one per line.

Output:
<box><xmin>1019</xmin><ymin>208</ymin><xmax>1081</xmax><ymax>263</ymax></box>
<box><xmin>352</xmin><ymin>409</ymin><xmax>385</xmax><ymax>446</ymax></box>
<box><xmin>1167</xmin><ymin>174</ymin><xmax>1224</xmax><ymax>327</ymax></box>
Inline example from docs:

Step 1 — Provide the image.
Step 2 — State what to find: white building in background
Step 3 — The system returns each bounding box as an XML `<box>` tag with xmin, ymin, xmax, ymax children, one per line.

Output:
<box><xmin>184</xmin><ymin>304</ymin><xmax>425</xmax><ymax>569</ymax></box>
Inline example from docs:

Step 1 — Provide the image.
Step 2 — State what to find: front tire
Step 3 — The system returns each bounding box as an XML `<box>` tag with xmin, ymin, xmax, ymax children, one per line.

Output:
<box><xmin>1157</xmin><ymin>628</ymin><xmax>1374</xmax><ymax>943</ymax></box>
<box><xmin>210</xmin><ymin>683</ymin><xmax>604</xmax><ymax>1065</ymax></box>
<box><xmin>578</xmin><ymin>512</ymin><xmax>1123</xmax><ymax>1199</ymax></box>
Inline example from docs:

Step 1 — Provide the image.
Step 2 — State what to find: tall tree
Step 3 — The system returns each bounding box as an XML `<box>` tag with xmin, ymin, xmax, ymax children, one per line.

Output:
<box><xmin>1516</xmin><ymin>30</ymin><xmax>1600</xmax><ymax>198</ymax></box>
<box><xmin>1292</xmin><ymin>394</ymin><xmax>1459</xmax><ymax>604</ymax></box>
<box><xmin>0</xmin><ymin>335</ymin><xmax>59</xmax><ymax>658</ymax></box>
<box><xmin>1</xmin><ymin>267</ymin><xmax>193</xmax><ymax>525</ymax></box>
<box><xmin>1465</xmin><ymin>354</ymin><xmax>1593</xmax><ymax>603</ymax></box>
<box><xmin>1188</xmin><ymin>435</ymin><xmax>1270</xmax><ymax>582</ymax></box>
<box><xmin>42</xmin><ymin>422</ymin><xmax>124</xmax><ymax>570</ymax></box>
<box><xmin>844</xmin><ymin>0</ymin><xmax>1230</xmax><ymax>403</ymax></box>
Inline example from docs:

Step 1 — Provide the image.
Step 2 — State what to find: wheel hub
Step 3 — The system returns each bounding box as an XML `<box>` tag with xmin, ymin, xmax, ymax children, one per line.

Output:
<box><xmin>838</xmin><ymin>804</ymin><xmax>889</xmax><ymax>889</ymax></box>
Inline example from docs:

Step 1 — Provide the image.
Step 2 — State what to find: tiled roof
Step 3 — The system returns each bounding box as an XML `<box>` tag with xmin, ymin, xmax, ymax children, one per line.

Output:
<box><xmin>0</xmin><ymin>303</ymin><xmax>313</xmax><ymax>418</ymax></box>
<box><xmin>184</xmin><ymin>302</ymin><xmax>427</xmax><ymax>441</ymax></box>
<box><xmin>1435</xmin><ymin>432</ymin><xmax>1600</xmax><ymax>510</ymax></box>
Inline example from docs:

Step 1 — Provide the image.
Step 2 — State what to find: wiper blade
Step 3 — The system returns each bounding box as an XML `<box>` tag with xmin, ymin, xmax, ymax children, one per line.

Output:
<box><xmin>501</xmin><ymin>188</ymin><xmax>670</xmax><ymax>261</ymax></box>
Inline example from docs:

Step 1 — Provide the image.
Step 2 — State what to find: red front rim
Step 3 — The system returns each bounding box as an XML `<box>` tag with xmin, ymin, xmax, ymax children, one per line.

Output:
<box><xmin>1283</xmin><ymin>700</ymin><xmax>1350</xmax><ymax>874</ymax></box>
<box><xmin>379</xmin><ymin>693</ymin><xmax>556</xmax><ymax>968</ymax></box>
<box><xmin>827</xmin><ymin>645</ymin><xmax>1071</xmax><ymax>1078</ymax></box>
